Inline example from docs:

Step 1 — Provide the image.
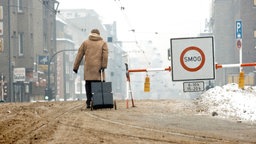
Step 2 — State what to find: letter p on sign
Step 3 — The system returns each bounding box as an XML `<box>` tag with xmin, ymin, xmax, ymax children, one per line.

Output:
<box><xmin>236</xmin><ymin>20</ymin><xmax>242</xmax><ymax>39</ymax></box>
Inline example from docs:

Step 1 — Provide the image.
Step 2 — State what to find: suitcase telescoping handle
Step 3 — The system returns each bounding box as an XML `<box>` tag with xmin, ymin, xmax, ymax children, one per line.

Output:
<box><xmin>100</xmin><ymin>68</ymin><xmax>104</xmax><ymax>82</ymax></box>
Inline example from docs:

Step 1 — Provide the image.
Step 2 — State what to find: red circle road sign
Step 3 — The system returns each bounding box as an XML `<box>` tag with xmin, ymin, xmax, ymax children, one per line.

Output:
<box><xmin>180</xmin><ymin>46</ymin><xmax>206</xmax><ymax>72</ymax></box>
<box><xmin>237</xmin><ymin>39</ymin><xmax>242</xmax><ymax>49</ymax></box>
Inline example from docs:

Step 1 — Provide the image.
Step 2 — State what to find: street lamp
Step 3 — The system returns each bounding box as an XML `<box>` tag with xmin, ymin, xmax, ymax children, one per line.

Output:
<box><xmin>44</xmin><ymin>0</ymin><xmax>59</xmax><ymax>101</ymax></box>
<box><xmin>45</xmin><ymin>49</ymin><xmax>77</xmax><ymax>101</ymax></box>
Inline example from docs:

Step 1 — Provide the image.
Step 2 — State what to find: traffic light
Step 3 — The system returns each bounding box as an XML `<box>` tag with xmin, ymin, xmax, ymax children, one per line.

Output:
<box><xmin>3</xmin><ymin>82</ymin><xmax>7</xmax><ymax>96</ymax></box>
<box><xmin>0</xmin><ymin>75</ymin><xmax>5</xmax><ymax>81</ymax></box>
<box><xmin>45</xmin><ymin>88</ymin><xmax>52</xmax><ymax>101</ymax></box>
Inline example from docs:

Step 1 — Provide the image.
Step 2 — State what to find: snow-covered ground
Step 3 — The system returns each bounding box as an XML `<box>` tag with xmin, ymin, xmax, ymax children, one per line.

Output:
<box><xmin>195</xmin><ymin>83</ymin><xmax>256</xmax><ymax>123</ymax></box>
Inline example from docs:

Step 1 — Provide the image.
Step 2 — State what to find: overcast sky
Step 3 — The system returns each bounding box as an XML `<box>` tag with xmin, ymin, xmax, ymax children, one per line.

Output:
<box><xmin>58</xmin><ymin>0</ymin><xmax>212</xmax><ymax>66</ymax></box>
<box><xmin>58</xmin><ymin>0</ymin><xmax>212</xmax><ymax>39</ymax></box>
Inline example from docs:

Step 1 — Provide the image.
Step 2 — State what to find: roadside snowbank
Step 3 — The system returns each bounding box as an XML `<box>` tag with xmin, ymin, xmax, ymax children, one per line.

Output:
<box><xmin>196</xmin><ymin>83</ymin><xmax>256</xmax><ymax>122</ymax></box>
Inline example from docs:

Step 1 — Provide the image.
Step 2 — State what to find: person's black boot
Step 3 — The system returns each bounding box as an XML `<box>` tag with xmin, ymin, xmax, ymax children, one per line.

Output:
<box><xmin>86</xmin><ymin>100</ymin><xmax>91</xmax><ymax>109</ymax></box>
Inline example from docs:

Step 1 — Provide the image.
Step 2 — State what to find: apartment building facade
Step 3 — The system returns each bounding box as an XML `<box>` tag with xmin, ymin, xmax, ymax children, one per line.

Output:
<box><xmin>0</xmin><ymin>0</ymin><xmax>58</xmax><ymax>102</ymax></box>
<box><xmin>212</xmin><ymin>0</ymin><xmax>256</xmax><ymax>86</ymax></box>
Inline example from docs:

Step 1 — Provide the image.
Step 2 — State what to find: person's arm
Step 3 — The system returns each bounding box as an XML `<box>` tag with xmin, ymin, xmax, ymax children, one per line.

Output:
<box><xmin>73</xmin><ymin>42</ymin><xmax>85</xmax><ymax>73</ymax></box>
<box><xmin>101</xmin><ymin>42</ymin><xmax>108</xmax><ymax>69</ymax></box>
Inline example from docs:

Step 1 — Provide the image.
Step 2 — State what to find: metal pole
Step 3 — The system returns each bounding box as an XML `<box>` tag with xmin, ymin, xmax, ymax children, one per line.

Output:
<box><xmin>239</xmin><ymin>45</ymin><xmax>242</xmax><ymax>72</ymax></box>
<box><xmin>44</xmin><ymin>0</ymin><xmax>59</xmax><ymax>101</ymax></box>
<box><xmin>46</xmin><ymin>58</ymin><xmax>51</xmax><ymax>100</ymax></box>
<box><xmin>8</xmin><ymin>0</ymin><xmax>13</xmax><ymax>102</ymax></box>
<box><xmin>1</xmin><ymin>74</ymin><xmax>3</xmax><ymax>101</ymax></box>
<box><xmin>238</xmin><ymin>0</ymin><xmax>242</xmax><ymax>73</ymax></box>
<box><xmin>46</xmin><ymin>49</ymin><xmax>77</xmax><ymax>101</ymax></box>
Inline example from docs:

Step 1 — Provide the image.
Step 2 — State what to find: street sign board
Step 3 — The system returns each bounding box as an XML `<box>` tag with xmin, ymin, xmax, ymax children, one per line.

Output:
<box><xmin>236</xmin><ymin>20</ymin><xmax>242</xmax><ymax>39</ymax></box>
<box><xmin>183</xmin><ymin>81</ymin><xmax>204</xmax><ymax>92</ymax></box>
<box><xmin>236</xmin><ymin>39</ymin><xmax>242</xmax><ymax>49</ymax></box>
<box><xmin>38</xmin><ymin>55</ymin><xmax>49</xmax><ymax>65</ymax></box>
<box><xmin>13</xmin><ymin>68</ymin><xmax>26</xmax><ymax>82</ymax></box>
<box><xmin>170</xmin><ymin>36</ymin><xmax>215</xmax><ymax>81</ymax></box>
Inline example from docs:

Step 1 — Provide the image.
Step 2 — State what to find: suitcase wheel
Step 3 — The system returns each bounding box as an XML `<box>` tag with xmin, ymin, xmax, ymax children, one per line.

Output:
<box><xmin>114</xmin><ymin>100</ymin><xmax>117</xmax><ymax>110</ymax></box>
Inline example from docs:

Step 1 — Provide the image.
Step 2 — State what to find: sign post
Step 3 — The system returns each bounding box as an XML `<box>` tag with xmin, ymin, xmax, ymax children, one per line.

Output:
<box><xmin>236</xmin><ymin>20</ymin><xmax>243</xmax><ymax>72</ymax></box>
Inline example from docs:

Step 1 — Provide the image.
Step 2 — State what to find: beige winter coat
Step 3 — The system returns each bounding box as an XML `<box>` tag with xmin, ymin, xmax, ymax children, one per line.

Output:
<box><xmin>73</xmin><ymin>33</ymin><xmax>108</xmax><ymax>81</ymax></box>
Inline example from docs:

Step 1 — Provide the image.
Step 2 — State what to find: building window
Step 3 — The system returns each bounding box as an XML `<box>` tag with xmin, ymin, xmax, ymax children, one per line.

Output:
<box><xmin>18</xmin><ymin>33</ymin><xmax>24</xmax><ymax>56</ymax></box>
<box><xmin>43</xmin><ymin>0</ymin><xmax>49</xmax><ymax>6</ymax></box>
<box><xmin>0</xmin><ymin>38</ymin><xmax>3</xmax><ymax>53</ymax></box>
<box><xmin>17</xmin><ymin>0</ymin><xmax>23</xmax><ymax>13</ymax></box>
<box><xmin>43</xmin><ymin>34</ymin><xmax>47</xmax><ymax>51</ymax></box>
<box><xmin>0</xmin><ymin>6</ymin><xmax>3</xmax><ymax>20</ymax></box>
<box><xmin>66</xmin><ymin>82</ymin><xmax>70</xmax><ymax>93</ymax></box>
<box><xmin>65</xmin><ymin>62</ymin><xmax>70</xmax><ymax>74</ymax></box>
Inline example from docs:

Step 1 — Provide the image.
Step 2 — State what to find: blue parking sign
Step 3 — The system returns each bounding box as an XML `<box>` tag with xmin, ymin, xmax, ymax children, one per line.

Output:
<box><xmin>236</xmin><ymin>20</ymin><xmax>242</xmax><ymax>39</ymax></box>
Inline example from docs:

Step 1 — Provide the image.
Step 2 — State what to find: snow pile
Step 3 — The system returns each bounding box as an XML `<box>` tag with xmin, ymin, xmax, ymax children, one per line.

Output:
<box><xmin>196</xmin><ymin>83</ymin><xmax>256</xmax><ymax>122</ymax></box>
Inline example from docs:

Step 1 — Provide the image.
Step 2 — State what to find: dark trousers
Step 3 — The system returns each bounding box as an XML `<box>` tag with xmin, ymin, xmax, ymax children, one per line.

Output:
<box><xmin>85</xmin><ymin>80</ymin><xmax>100</xmax><ymax>106</ymax></box>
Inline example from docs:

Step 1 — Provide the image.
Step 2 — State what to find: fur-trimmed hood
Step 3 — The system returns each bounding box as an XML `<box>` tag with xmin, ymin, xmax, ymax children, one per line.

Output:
<box><xmin>89</xmin><ymin>33</ymin><xmax>102</xmax><ymax>41</ymax></box>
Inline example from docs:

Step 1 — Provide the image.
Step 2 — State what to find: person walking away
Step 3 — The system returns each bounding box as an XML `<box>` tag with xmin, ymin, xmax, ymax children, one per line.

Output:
<box><xmin>73</xmin><ymin>29</ymin><xmax>108</xmax><ymax>108</ymax></box>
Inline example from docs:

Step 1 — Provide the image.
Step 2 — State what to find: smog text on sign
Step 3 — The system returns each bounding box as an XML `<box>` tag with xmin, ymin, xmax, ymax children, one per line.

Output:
<box><xmin>180</xmin><ymin>46</ymin><xmax>205</xmax><ymax>72</ymax></box>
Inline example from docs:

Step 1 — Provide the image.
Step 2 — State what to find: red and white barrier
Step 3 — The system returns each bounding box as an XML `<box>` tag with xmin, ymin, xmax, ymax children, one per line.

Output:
<box><xmin>216</xmin><ymin>62</ymin><xmax>256</xmax><ymax>69</ymax></box>
<box><xmin>125</xmin><ymin>63</ymin><xmax>256</xmax><ymax>107</ymax></box>
<box><xmin>128</xmin><ymin>66</ymin><xmax>171</xmax><ymax>73</ymax></box>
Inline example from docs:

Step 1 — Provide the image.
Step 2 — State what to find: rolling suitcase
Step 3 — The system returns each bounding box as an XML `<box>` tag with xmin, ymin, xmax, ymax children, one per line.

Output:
<box><xmin>90</xmin><ymin>69</ymin><xmax>116</xmax><ymax>110</ymax></box>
